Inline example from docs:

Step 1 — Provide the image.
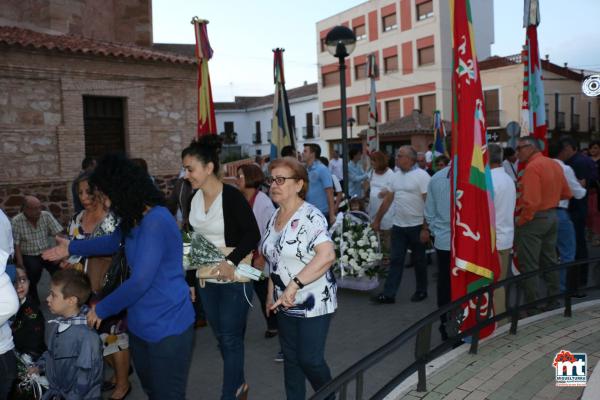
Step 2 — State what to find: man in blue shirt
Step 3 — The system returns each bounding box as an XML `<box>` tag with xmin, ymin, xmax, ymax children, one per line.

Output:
<box><xmin>348</xmin><ymin>148</ymin><xmax>369</xmax><ymax>198</ymax></box>
<box><xmin>303</xmin><ymin>144</ymin><xmax>335</xmax><ymax>225</ymax></box>
<box><xmin>423</xmin><ymin>164</ymin><xmax>451</xmax><ymax>340</ymax></box>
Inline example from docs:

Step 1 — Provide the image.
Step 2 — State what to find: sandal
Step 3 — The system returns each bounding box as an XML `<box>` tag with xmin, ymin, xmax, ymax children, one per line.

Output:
<box><xmin>235</xmin><ymin>383</ymin><xmax>249</xmax><ymax>400</ymax></box>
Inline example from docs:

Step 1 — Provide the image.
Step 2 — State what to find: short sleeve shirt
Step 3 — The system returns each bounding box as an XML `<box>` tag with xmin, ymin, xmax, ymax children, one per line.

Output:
<box><xmin>306</xmin><ymin>161</ymin><xmax>333</xmax><ymax>215</ymax></box>
<box><xmin>11</xmin><ymin>211</ymin><xmax>63</xmax><ymax>255</ymax></box>
<box><xmin>388</xmin><ymin>168</ymin><xmax>431</xmax><ymax>227</ymax></box>
<box><xmin>261</xmin><ymin>202</ymin><xmax>337</xmax><ymax>318</ymax></box>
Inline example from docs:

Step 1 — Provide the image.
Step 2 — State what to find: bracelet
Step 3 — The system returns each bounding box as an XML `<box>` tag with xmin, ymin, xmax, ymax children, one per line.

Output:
<box><xmin>225</xmin><ymin>259</ymin><xmax>236</xmax><ymax>268</ymax></box>
<box><xmin>292</xmin><ymin>276</ymin><xmax>305</xmax><ymax>289</ymax></box>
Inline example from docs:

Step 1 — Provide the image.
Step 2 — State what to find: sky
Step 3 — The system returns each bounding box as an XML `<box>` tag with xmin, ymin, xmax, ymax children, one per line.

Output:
<box><xmin>152</xmin><ymin>0</ymin><xmax>600</xmax><ymax>102</ymax></box>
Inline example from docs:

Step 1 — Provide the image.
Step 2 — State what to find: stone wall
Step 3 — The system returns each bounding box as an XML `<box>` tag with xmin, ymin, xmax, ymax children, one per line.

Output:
<box><xmin>1</xmin><ymin>173</ymin><xmax>179</xmax><ymax>227</ymax></box>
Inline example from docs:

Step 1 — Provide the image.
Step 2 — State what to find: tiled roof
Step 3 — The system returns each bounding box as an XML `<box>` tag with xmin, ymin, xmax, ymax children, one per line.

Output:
<box><xmin>480</xmin><ymin>54</ymin><xmax>585</xmax><ymax>81</ymax></box>
<box><xmin>215</xmin><ymin>83</ymin><xmax>318</xmax><ymax>111</ymax></box>
<box><xmin>0</xmin><ymin>26</ymin><xmax>196</xmax><ymax>65</ymax></box>
<box><xmin>358</xmin><ymin>110</ymin><xmax>451</xmax><ymax>137</ymax></box>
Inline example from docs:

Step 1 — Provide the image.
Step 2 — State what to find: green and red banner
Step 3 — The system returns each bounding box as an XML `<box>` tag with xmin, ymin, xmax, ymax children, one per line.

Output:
<box><xmin>450</xmin><ymin>0</ymin><xmax>500</xmax><ymax>339</ymax></box>
<box><xmin>192</xmin><ymin>18</ymin><xmax>217</xmax><ymax>137</ymax></box>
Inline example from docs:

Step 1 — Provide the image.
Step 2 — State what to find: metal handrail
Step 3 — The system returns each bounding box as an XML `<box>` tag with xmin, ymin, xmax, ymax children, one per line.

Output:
<box><xmin>310</xmin><ymin>257</ymin><xmax>600</xmax><ymax>400</ymax></box>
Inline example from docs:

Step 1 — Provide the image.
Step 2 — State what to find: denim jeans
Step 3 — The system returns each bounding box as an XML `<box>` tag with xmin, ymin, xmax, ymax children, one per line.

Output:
<box><xmin>383</xmin><ymin>225</ymin><xmax>428</xmax><ymax>298</ymax></box>
<box><xmin>556</xmin><ymin>208</ymin><xmax>576</xmax><ymax>292</ymax></box>
<box><xmin>199</xmin><ymin>282</ymin><xmax>252</xmax><ymax>400</ymax></box>
<box><xmin>277</xmin><ymin>313</ymin><xmax>334</xmax><ymax>400</ymax></box>
<box><xmin>129</xmin><ymin>324</ymin><xmax>194</xmax><ymax>400</ymax></box>
<box><xmin>0</xmin><ymin>349</ymin><xmax>16</xmax><ymax>400</ymax></box>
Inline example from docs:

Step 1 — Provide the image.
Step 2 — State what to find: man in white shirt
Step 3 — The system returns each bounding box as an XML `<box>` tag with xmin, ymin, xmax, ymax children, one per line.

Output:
<box><xmin>372</xmin><ymin>146</ymin><xmax>431</xmax><ymax>303</ymax></box>
<box><xmin>488</xmin><ymin>145</ymin><xmax>516</xmax><ymax>316</ymax></box>
<box><xmin>549</xmin><ymin>144</ymin><xmax>586</xmax><ymax>293</ymax></box>
<box><xmin>328</xmin><ymin>150</ymin><xmax>344</xmax><ymax>186</ymax></box>
<box><xmin>0</xmin><ymin>210</ymin><xmax>13</xmax><ymax>259</ymax></box>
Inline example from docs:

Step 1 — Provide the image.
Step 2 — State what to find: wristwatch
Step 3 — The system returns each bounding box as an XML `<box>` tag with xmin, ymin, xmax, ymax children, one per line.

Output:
<box><xmin>292</xmin><ymin>276</ymin><xmax>305</xmax><ymax>289</ymax></box>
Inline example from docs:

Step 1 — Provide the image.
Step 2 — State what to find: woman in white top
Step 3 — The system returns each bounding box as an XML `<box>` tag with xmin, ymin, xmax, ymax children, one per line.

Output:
<box><xmin>182</xmin><ymin>136</ymin><xmax>260</xmax><ymax>400</ymax></box>
<box><xmin>236</xmin><ymin>164</ymin><xmax>278</xmax><ymax>338</ymax></box>
<box><xmin>261</xmin><ymin>157</ymin><xmax>336</xmax><ymax>400</ymax></box>
<box><xmin>366</xmin><ymin>151</ymin><xmax>395</xmax><ymax>258</ymax></box>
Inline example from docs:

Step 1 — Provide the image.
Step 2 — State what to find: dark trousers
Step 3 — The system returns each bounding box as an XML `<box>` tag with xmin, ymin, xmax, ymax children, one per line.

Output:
<box><xmin>0</xmin><ymin>350</ymin><xmax>17</xmax><ymax>400</ymax></box>
<box><xmin>22</xmin><ymin>254</ymin><xmax>59</xmax><ymax>305</ymax></box>
<box><xmin>253</xmin><ymin>278</ymin><xmax>278</xmax><ymax>331</ymax></box>
<box><xmin>277</xmin><ymin>313</ymin><xmax>334</xmax><ymax>400</ymax></box>
<box><xmin>199</xmin><ymin>282</ymin><xmax>252</xmax><ymax>400</ymax></box>
<box><xmin>569</xmin><ymin>208</ymin><xmax>589</xmax><ymax>288</ymax></box>
<box><xmin>383</xmin><ymin>225</ymin><xmax>428</xmax><ymax>298</ymax></box>
<box><xmin>436</xmin><ymin>249</ymin><xmax>451</xmax><ymax>314</ymax></box>
<box><xmin>129</xmin><ymin>324</ymin><xmax>194</xmax><ymax>400</ymax></box>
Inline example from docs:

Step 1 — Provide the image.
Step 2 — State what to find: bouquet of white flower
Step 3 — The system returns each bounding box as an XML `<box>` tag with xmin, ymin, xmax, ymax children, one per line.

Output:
<box><xmin>330</xmin><ymin>212</ymin><xmax>384</xmax><ymax>285</ymax></box>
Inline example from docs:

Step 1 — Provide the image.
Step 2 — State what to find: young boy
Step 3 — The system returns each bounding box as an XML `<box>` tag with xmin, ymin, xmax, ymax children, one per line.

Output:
<box><xmin>30</xmin><ymin>269</ymin><xmax>103</xmax><ymax>400</ymax></box>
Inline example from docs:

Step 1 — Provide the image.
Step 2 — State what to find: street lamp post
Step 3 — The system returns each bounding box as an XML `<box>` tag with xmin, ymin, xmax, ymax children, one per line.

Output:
<box><xmin>325</xmin><ymin>26</ymin><xmax>356</xmax><ymax>198</ymax></box>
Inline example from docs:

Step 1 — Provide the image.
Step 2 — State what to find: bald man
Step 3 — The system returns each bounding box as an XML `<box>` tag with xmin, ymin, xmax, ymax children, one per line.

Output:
<box><xmin>11</xmin><ymin>196</ymin><xmax>63</xmax><ymax>304</ymax></box>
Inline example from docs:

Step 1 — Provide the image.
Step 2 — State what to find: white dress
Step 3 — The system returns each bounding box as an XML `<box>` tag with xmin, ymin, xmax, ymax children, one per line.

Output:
<box><xmin>261</xmin><ymin>202</ymin><xmax>337</xmax><ymax>318</ymax></box>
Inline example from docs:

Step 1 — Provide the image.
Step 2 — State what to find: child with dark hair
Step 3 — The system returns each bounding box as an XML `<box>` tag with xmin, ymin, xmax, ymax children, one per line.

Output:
<box><xmin>29</xmin><ymin>269</ymin><xmax>103</xmax><ymax>400</ymax></box>
<box><xmin>11</xmin><ymin>266</ymin><xmax>46</xmax><ymax>359</ymax></box>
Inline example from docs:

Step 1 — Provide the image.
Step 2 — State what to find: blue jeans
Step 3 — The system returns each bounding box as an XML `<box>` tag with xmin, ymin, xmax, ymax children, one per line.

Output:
<box><xmin>199</xmin><ymin>282</ymin><xmax>252</xmax><ymax>400</ymax></box>
<box><xmin>277</xmin><ymin>313</ymin><xmax>334</xmax><ymax>400</ymax></box>
<box><xmin>129</xmin><ymin>324</ymin><xmax>194</xmax><ymax>400</ymax></box>
<box><xmin>556</xmin><ymin>208</ymin><xmax>576</xmax><ymax>292</ymax></box>
<box><xmin>383</xmin><ymin>225</ymin><xmax>428</xmax><ymax>298</ymax></box>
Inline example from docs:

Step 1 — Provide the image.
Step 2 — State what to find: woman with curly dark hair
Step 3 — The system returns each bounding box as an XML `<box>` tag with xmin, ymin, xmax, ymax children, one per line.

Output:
<box><xmin>182</xmin><ymin>135</ymin><xmax>260</xmax><ymax>400</ymax></box>
<box><xmin>43</xmin><ymin>154</ymin><xmax>195</xmax><ymax>400</ymax></box>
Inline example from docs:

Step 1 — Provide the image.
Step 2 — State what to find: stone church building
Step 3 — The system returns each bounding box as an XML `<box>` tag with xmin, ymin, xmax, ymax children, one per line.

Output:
<box><xmin>0</xmin><ymin>0</ymin><xmax>198</xmax><ymax>223</ymax></box>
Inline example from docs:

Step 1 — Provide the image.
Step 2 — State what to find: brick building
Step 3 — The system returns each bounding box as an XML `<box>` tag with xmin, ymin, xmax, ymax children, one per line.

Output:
<box><xmin>0</xmin><ymin>1</ymin><xmax>198</xmax><ymax>224</ymax></box>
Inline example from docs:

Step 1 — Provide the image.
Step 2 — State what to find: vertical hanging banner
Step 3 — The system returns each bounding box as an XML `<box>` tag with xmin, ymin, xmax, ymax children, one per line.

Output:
<box><xmin>521</xmin><ymin>0</ymin><xmax>547</xmax><ymax>153</ymax></box>
<box><xmin>192</xmin><ymin>17</ymin><xmax>217</xmax><ymax>137</ymax></box>
<box><xmin>431</xmin><ymin>110</ymin><xmax>447</xmax><ymax>171</ymax></box>
<box><xmin>365</xmin><ymin>53</ymin><xmax>379</xmax><ymax>154</ymax></box>
<box><xmin>450</xmin><ymin>0</ymin><xmax>500</xmax><ymax>339</ymax></box>
<box><xmin>270</xmin><ymin>48</ymin><xmax>296</xmax><ymax>160</ymax></box>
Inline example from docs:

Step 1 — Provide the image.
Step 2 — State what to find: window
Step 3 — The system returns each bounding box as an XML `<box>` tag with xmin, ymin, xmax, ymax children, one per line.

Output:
<box><xmin>83</xmin><ymin>96</ymin><xmax>125</xmax><ymax>159</ymax></box>
<box><xmin>355</xmin><ymin>63</ymin><xmax>367</xmax><ymax>80</ymax></box>
<box><xmin>324</xmin><ymin>109</ymin><xmax>342</xmax><ymax>128</ymax></box>
<box><xmin>254</xmin><ymin>121</ymin><xmax>261</xmax><ymax>143</ymax></box>
<box><xmin>419</xmin><ymin>94</ymin><xmax>436</xmax><ymax>116</ymax></box>
<box><xmin>418</xmin><ymin>45</ymin><xmax>434</xmax><ymax>65</ymax></box>
<box><xmin>305</xmin><ymin>112</ymin><xmax>314</xmax><ymax>138</ymax></box>
<box><xmin>382</xmin><ymin>13</ymin><xmax>397</xmax><ymax>32</ymax></box>
<box><xmin>417</xmin><ymin>1</ymin><xmax>434</xmax><ymax>21</ymax></box>
<box><xmin>320</xmin><ymin>37</ymin><xmax>326</xmax><ymax>52</ymax></box>
<box><xmin>354</xmin><ymin>24</ymin><xmax>366</xmax><ymax>41</ymax></box>
<box><xmin>224</xmin><ymin>121</ymin><xmax>234</xmax><ymax>133</ymax></box>
<box><xmin>385</xmin><ymin>100</ymin><xmax>400</xmax><ymax>122</ymax></box>
<box><xmin>384</xmin><ymin>55</ymin><xmax>398</xmax><ymax>74</ymax></box>
<box><xmin>357</xmin><ymin>104</ymin><xmax>369</xmax><ymax>125</ymax></box>
<box><xmin>483</xmin><ymin>89</ymin><xmax>500</xmax><ymax>127</ymax></box>
<box><xmin>322</xmin><ymin>71</ymin><xmax>339</xmax><ymax>87</ymax></box>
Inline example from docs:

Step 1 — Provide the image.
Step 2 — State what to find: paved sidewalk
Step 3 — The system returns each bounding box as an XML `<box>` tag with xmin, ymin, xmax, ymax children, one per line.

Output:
<box><xmin>389</xmin><ymin>301</ymin><xmax>600</xmax><ymax>400</ymax></box>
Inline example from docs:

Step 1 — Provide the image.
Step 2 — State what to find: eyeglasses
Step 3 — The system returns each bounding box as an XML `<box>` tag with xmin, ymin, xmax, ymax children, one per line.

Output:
<box><xmin>516</xmin><ymin>144</ymin><xmax>533</xmax><ymax>151</ymax></box>
<box><xmin>14</xmin><ymin>277</ymin><xmax>28</xmax><ymax>286</ymax></box>
<box><xmin>265</xmin><ymin>176</ymin><xmax>299</xmax><ymax>186</ymax></box>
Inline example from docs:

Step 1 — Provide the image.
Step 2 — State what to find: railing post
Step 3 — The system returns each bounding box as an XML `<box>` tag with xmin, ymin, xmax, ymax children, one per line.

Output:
<box><xmin>564</xmin><ymin>293</ymin><xmax>572</xmax><ymax>318</ymax></box>
<box><xmin>340</xmin><ymin>382</ymin><xmax>347</xmax><ymax>400</ymax></box>
<box><xmin>510</xmin><ymin>283</ymin><xmax>521</xmax><ymax>335</ymax></box>
<box><xmin>415</xmin><ymin>323</ymin><xmax>432</xmax><ymax>392</ymax></box>
<box><xmin>356</xmin><ymin>371</ymin><xmax>364</xmax><ymax>400</ymax></box>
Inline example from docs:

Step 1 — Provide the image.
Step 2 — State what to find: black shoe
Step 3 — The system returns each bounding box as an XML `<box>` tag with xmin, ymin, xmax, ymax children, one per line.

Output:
<box><xmin>410</xmin><ymin>291</ymin><xmax>428</xmax><ymax>302</ymax></box>
<box><xmin>572</xmin><ymin>291</ymin><xmax>587</xmax><ymax>299</ymax></box>
<box><xmin>371</xmin><ymin>294</ymin><xmax>395</xmax><ymax>304</ymax></box>
<box><xmin>264</xmin><ymin>330</ymin><xmax>278</xmax><ymax>339</ymax></box>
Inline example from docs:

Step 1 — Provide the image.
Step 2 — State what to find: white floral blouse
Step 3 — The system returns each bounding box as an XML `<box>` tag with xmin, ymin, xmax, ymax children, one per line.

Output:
<box><xmin>261</xmin><ymin>202</ymin><xmax>337</xmax><ymax>318</ymax></box>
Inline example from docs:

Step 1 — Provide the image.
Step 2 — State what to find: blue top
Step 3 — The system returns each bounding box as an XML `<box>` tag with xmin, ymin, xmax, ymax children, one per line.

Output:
<box><xmin>348</xmin><ymin>160</ymin><xmax>368</xmax><ymax>198</ymax></box>
<box><xmin>306</xmin><ymin>160</ymin><xmax>333</xmax><ymax>215</ymax></box>
<box><xmin>424</xmin><ymin>166</ymin><xmax>451</xmax><ymax>251</ymax></box>
<box><xmin>69</xmin><ymin>206</ymin><xmax>194</xmax><ymax>343</ymax></box>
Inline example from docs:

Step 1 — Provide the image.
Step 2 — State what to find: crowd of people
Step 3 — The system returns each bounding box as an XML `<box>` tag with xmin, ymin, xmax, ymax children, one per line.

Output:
<box><xmin>0</xmin><ymin>133</ymin><xmax>599</xmax><ymax>400</ymax></box>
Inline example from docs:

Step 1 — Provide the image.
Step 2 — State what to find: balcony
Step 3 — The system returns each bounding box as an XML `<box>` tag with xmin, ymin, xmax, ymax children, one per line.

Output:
<box><xmin>486</xmin><ymin>109</ymin><xmax>501</xmax><ymax>128</ymax></box>
<box><xmin>571</xmin><ymin>114</ymin><xmax>580</xmax><ymax>132</ymax></box>
<box><xmin>252</xmin><ymin>133</ymin><xmax>262</xmax><ymax>144</ymax></box>
<box><xmin>302</xmin><ymin>125</ymin><xmax>315</xmax><ymax>139</ymax></box>
<box><xmin>556</xmin><ymin>112</ymin><xmax>565</xmax><ymax>130</ymax></box>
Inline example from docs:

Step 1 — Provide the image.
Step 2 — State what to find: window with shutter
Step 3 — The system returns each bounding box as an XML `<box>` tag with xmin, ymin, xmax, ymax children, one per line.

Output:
<box><xmin>417</xmin><ymin>1</ymin><xmax>434</xmax><ymax>21</ymax></box>
<box><xmin>357</xmin><ymin>104</ymin><xmax>369</xmax><ymax>125</ymax></box>
<box><xmin>384</xmin><ymin>55</ymin><xmax>398</xmax><ymax>73</ymax></box>
<box><xmin>385</xmin><ymin>100</ymin><xmax>401</xmax><ymax>121</ymax></box>
<box><xmin>418</xmin><ymin>45</ymin><xmax>435</xmax><ymax>66</ymax></box>
<box><xmin>354</xmin><ymin>24</ymin><xmax>366</xmax><ymax>41</ymax></box>
<box><xmin>322</xmin><ymin>71</ymin><xmax>339</xmax><ymax>87</ymax></box>
<box><xmin>382</xmin><ymin>13</ymin><xmax>397</xmax><ymax>32</ymax></box>
<box><xmin>419</xmin><ymin>94</ymin><xmax>436</xmax><ymax>116</ymax></box>
<box><xmin>324</xmin><ymin>109</ymin><xmax>342</xmax><ymax>128</ymax></box>
<box><xmin>355</xmin><ymin>63</ymin><xmax>367</xmax><ymax>80</ymax></box>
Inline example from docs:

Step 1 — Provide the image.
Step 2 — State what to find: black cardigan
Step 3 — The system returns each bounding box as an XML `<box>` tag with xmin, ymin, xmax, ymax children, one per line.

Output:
<box><xmin>186</xmin><ymin>184</ymin><xmax>260</xmax><ymax>285</ymax></box>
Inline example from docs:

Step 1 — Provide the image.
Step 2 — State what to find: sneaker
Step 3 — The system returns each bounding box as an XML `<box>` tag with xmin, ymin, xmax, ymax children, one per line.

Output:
<box><xmin>274</xmin><ymin>351</ymin><xmax>284</xmax><ymax>362</ymax></box>
<box><xmin>371</xmin><ymin>294</ymin><xmax>395</xmax><ymax>304</ymax></box>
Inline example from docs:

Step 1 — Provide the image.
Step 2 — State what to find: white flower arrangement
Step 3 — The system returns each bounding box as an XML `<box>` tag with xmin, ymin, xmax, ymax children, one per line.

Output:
<box><xmin>331</xmin><ymin>213</ymin><xmax>384</xmax><ymax>279</ymax></box>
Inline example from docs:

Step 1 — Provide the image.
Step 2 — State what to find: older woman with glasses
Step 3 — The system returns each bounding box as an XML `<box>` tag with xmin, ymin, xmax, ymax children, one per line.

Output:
<box><xmin>261</xmin><ymin>157</ymin><xmax>337</xmax><ymax>400</ymax></box>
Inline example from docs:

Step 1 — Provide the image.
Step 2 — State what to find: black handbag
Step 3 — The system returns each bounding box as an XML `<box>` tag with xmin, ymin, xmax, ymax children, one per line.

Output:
<box><xmin>101</xmin><ymin>245</ymin><xmax>130</xmax><ymax>297</ymax></box>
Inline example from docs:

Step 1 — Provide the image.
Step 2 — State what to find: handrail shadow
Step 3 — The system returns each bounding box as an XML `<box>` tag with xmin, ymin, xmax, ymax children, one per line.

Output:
<box><xmin>310</xmin><ymin>257</ymin><xmax>600</xmax><ymax>400</ymax></box>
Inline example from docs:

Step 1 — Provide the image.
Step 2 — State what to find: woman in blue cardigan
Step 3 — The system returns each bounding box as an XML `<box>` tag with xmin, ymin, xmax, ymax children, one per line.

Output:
<box><xmin>182</xmin><ymin>135</ymin><xmax>260</xmax><ymax>400</ymax></box>
<box><xmin>43</xmin><ymin>154</ymin><xmax>195</xmax><ymax>400</ymax></box>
